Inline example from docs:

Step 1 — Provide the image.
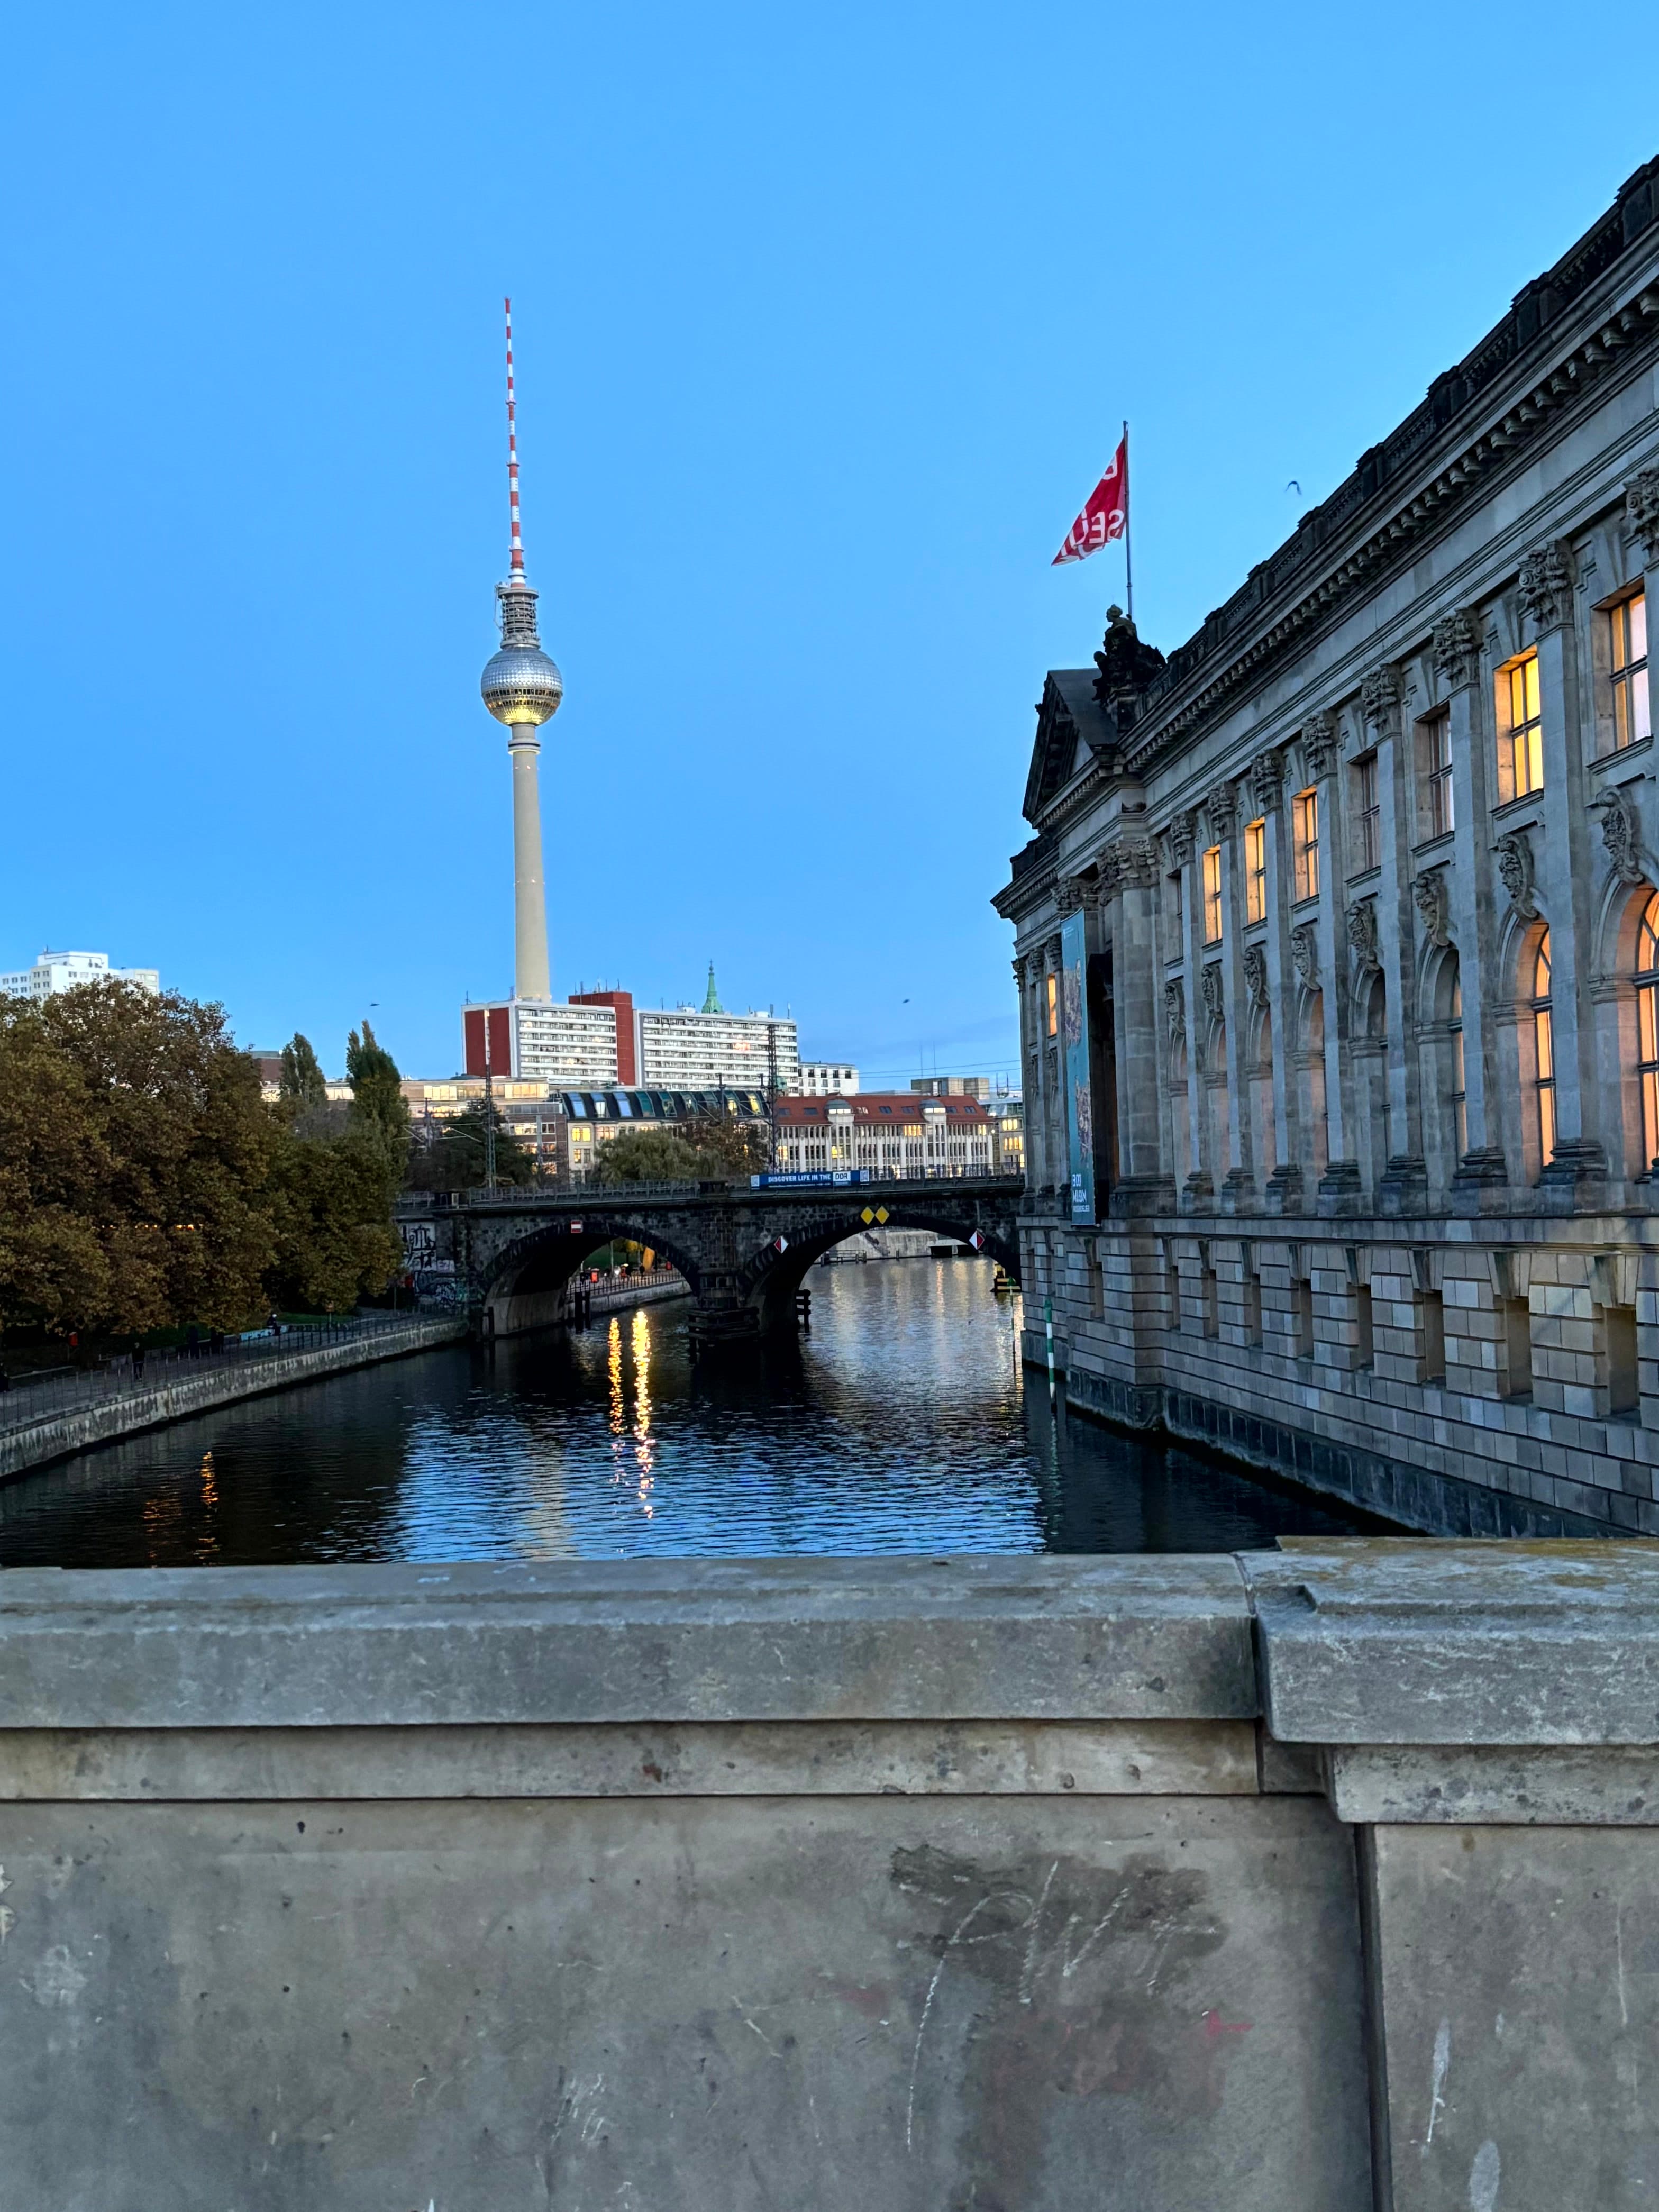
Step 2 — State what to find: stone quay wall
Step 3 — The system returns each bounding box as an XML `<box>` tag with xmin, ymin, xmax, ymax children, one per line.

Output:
<box><xmin>0</xmin><ymin>1542</ymin><xmax>1651</xmax><ymax>2209</ymax></box>
<box><xmin>0</xmin><ymin>1314</ymin><xmax>466</xmax><ymax>1482</ymax></box>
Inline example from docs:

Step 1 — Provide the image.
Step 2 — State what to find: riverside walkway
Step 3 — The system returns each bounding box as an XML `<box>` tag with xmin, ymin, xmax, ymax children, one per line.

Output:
<box><xmin>0</xmin><ymin>1312</ymin><xmax>468</xmax><ymax>1481</ymax></box>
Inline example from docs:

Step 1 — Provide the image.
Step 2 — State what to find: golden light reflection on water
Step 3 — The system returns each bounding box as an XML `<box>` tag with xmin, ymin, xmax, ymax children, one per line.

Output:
<box><xmin>632</xmin><ymin>1306</ymin><xmax>655</xmax><ymax>1510</ymax></box>
<box><xmin>607</xmin><ymin>1317</ymin><xmax>625</xmax><ymax>1439</ymax></box>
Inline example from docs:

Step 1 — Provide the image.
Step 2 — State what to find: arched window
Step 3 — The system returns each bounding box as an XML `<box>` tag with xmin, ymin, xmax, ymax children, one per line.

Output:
<box><xmin>1533</xmin><ymin>932</ymin><xmax>1555</xmax><ymax>1168</ymax></box>
<box><xmin>1448</xmin><ymin>972</ymin><xmax>1466</xmax><ymax>1159</ymax></box>
<box><xmin>1638</xmin><ymin>895</ymin><xmax>1659</xmax><ymax>1172</ymax></box>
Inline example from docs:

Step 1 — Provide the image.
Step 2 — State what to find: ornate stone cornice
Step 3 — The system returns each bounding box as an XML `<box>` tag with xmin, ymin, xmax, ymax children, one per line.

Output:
<box><xmin>1627</xmin><ymin>468</ymin><xmax>1659</xmax><ymax>561</ymax></box>
<box><xmin>1360</xmin><ymin>666</ymin><xmax>1401</xmax><ymax>742</ymax></box>
<box><xmin>1243</xmin><ymin>941</ymin><xmax>1269</xmax><ymax>1014</ymax></box>
<box><xmin>1248</xmin><ymin>748</ymin><xmax>1284</xmax><ymax>813</ymax></box>
<box><xmin>1412</xmin><ymin>869</ymin><xmax>1451</xmax><ymax>949</ymax></box>
<box><xmin>1432</xmin><ymin>609</ymin><xmax>1481</xmax><ymax>691</ymax></box>
<box><xmin>1494</xmin><ymin>830</ymin><xmax>1538</xmax><ymax>921</ymax></box>
<box><xmin>1519</xmin><ymin>538</ymin><xmax>1574</xmax><ymax>631</ymax></box>
<box><xmin>1346</xmin><ymin>897</ymin><xmax>1380</xmax><ymax>973</ymax></box>
<box><xmin>1105</xmin><ymin>202</ymin><xmax>1659</xmax><ymax>782</ymax></box>
<box><xmin>1591</xmin><ymin>784</ymin><xmax>1647</xmax><ymax>886</ymax></box>
<box><xmin>1300</xmin><ymin>713</ymin><xmax>1337</xmax><ymax>781</ymax></box>
<box><xmin>1289</xmin><ymin>923</ymin><xmax>1319</xmax><ymax>993</ymax></box>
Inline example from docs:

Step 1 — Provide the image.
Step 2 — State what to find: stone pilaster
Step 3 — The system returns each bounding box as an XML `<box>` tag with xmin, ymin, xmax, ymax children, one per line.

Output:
<box><xmin>1434</xmin><ymin>609</ymin><xmax>1508</xmax><ymax>1207</ymax></box>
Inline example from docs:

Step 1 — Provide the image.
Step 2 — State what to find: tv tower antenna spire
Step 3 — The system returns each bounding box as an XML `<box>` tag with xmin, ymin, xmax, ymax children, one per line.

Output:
<box><xmin>505</xmin><ymin>295</ymin><xmax>525</xmax><ymax>577</ymax></box>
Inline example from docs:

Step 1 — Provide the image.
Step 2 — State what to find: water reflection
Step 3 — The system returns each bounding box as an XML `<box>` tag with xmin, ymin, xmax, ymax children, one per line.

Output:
<box><xmin>0</xmin><ymin>1260</ymin><xmax>1376</xmax><ymax>1568</ymax></box>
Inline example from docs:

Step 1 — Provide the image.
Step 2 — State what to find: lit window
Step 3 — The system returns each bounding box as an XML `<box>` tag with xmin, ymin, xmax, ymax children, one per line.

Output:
<box><xmin>1045</xmin><ymin>975</ymin><xmax>1058</xmax><ymax>1037</ymax></box>
<box><xmin>1424</xmin><ymin>712</ymin><xmax>1454</xmax><ymax>838</ymax></box>
<box><xmin>1292</xmin><ymin>789</ymin><xmax>1320</xmax><ymax>902</ymax></box>
<box><xmin>1244</xmin><ymin>818</ymin><xmax>1266</xmax><ymax>924</ymax></box>
<box><xmin>1610</xmin><ymin>594</ymin><xmax>1651</xmax><ymax>753</ymax></box>
<box><xmin>1355</xmin><ymin>754</ymin><xmax>1381</xmax><ymax>873</ymax></box>
<box><xmin>1638</xmin><ymin>894</ymin><xmax>1659</xmax><ymax>1172</ymax></box>
<box><xmin>1533</xmin><ymin>932</ymin><xmax>1555</xmax><ymax>1169</ymax></box>
<box><xmin>1202</xmin><ymin>845</ymin><xmax>1223</xmax><ymax>944</ymax></box>
<box><xmin>1499</xmin><ymin>652</ymin><xmax>1544</xmax><ymax>801</ymax></box>
<box><xmin>1448</xmin><ymin>971</ymin><xmax>1466</xmax><ymax>1160</ymax></box>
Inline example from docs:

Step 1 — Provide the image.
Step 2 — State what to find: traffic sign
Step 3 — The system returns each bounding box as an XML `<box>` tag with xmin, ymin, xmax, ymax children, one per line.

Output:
<box><xmin>969</xmin><ymin>1230</ymin><xmax>986</xmax><ymax>1251</ymax></box>
<box><xmin>874</xmin><ymin>1206</ymin><xmax>890</xmax><ymax>1224</ymax></box>
<box><xmin>773</xmin><ymin>1235</ymin><xmax>790</xmax><ymax>1254</ymax></box>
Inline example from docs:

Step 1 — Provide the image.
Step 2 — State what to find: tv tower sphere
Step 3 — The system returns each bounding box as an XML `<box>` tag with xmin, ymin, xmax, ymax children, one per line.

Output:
<box><xmin>480</xmin><ymin>602</ymin><xmax>564</xmax><ymax>726</ymax></box>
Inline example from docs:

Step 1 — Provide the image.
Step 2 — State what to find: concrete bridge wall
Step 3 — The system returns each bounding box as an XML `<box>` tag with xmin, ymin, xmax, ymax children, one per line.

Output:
<box><xmin>0</xmin><ymin>1541</ymin><xmax>1648</xmax><ymax>2207</ymax></box>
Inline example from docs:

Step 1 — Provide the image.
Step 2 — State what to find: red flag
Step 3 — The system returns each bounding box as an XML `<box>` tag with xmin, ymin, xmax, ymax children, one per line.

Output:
<box><xmin>1052</xmin><ymin>432</ymin><xmax>1128</xmax><ymax>565</ymax></box>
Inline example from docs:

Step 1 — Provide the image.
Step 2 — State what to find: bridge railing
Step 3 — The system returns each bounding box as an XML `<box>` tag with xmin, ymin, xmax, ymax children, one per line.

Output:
<box><xmin>398</xmin><ymin>1172</ymin><xmax>1025</xmax><ymax>1216</ymax></box>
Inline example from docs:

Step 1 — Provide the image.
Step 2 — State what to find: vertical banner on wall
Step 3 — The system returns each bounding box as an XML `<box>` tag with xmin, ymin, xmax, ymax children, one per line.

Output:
<box><xmin>1061</xmin><ymin>910</ymin><xmax>1095</xmax><ymax>1223</ymax></box>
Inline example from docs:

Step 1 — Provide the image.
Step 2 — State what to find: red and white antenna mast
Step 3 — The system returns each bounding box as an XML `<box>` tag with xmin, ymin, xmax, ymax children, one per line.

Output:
<box><xmin>505</xmin><ymin>295</ymin><xmax>525</xmax><ymax>578</ymax></box>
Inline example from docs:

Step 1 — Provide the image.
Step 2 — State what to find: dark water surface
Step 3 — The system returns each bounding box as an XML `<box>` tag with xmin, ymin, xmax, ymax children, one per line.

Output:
<box><xmin>0</xmin><ymin>1260</ymin><xmax>1374</xmax><ymax>1567</ymax></box>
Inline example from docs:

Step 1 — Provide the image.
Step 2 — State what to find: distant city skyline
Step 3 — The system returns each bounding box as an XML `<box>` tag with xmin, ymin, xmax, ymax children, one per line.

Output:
<box><xmin>1</xmin><ymin>2</ymin><xmax>1648</xmax><ymax>1084</ymax></box>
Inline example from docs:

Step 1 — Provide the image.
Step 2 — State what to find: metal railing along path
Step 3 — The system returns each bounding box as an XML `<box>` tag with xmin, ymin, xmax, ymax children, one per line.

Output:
<box><xmin>0</xmin><ymin>1313</ymin><xmax>425</xmax><ymax>1438</ymax></box>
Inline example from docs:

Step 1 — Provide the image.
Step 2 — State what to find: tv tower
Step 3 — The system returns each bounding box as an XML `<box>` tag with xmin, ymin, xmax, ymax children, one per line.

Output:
<box><xmin>480</xmin><ymin>298</ymin><xmax>561</xmax><ymax>1003</ymax></box>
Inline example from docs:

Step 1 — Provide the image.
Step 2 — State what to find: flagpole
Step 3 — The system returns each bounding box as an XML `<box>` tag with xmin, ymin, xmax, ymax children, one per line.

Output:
<box><xmin>1122</xmin><ymin>419</ymin><xmax>1133</xmax><ymax>626</ymax></box>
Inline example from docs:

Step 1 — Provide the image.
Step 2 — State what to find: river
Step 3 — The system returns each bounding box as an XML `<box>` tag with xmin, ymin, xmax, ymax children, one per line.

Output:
<box><xmin>0</xmin><ymin>1259</ymin><xmax>1374</xmax><ymax>1566</ymax></box>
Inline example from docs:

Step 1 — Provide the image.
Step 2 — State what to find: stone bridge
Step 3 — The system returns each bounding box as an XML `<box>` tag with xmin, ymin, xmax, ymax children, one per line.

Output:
<box><xmin>397</xmin><ymin>1175</ymin><xmax>1024</xmax><ymax>1345</ymax></box>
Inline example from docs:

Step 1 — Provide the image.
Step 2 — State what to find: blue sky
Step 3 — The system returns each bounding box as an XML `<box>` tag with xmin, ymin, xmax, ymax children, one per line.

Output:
<box><xmin>1</xmin><ymin>5</ymin><xmax>1650</xmax><ymax>1086</ymax></box>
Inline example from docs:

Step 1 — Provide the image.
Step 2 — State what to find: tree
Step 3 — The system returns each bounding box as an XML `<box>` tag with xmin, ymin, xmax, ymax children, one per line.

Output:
<box><xmin>681</xmin><ymin>1108</ymin><xmax>769</xmax><ymax>1180</ymax></box>
<box><xmin>406</xmin><ymin>1102</ymin><xmax>536</xmax><ymax>1191</ymax></box>
<box><xmin>0</xmin><ymin>981</ymin><xmax>277</xmax><ymax>1337</ymax></box>
<box><xmin>595</xmin><ymin>1128</ymin><xmax>704</xmax><ymax>1185</ymax></box>
<box><xmin>278</xmin><ymin>1033</ymin><xmax>328</xmax><ymax>1113</ymax></box>
<box><xmin>346</xmin><ymin>1019</ymin><xmax>410</xmax><ymax>1175</ymax></box>
<box><xmin>265</xmin><ymin>1124</ymin><xmax>402</xmax><ymax>1313</ymax></box>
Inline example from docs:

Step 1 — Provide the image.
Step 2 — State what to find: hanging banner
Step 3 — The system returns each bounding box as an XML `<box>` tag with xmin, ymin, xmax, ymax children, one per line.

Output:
<box><xmin>1060</xmin><ymin>910</ymin><xmax>1095</xmax><ymax>1223</ymax></box>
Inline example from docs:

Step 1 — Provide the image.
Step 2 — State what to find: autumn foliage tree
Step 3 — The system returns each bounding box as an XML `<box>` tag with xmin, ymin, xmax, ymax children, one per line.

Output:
<box><xmin>0</xmin><ymin>983</ymin><xmax>402</xmax><ymax>1341</ymax></box>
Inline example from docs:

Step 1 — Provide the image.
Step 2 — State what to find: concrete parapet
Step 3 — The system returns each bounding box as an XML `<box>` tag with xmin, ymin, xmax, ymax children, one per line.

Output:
<box><xmin>2</xmin><ymin>1545</ymin><xmax>1658</xmax><ymax>2204</ymax></box>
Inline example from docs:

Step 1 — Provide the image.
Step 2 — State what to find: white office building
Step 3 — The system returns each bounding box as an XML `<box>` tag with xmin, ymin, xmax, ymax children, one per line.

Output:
<box><xmin>637</xmin><ymin>1005</ymin><xmax>799</xmax><ymax>1093</ymax></box>
<box><xmin>799</xmin><ymin>1061</ymin><xmax>860</xmax><ymax>1096</ymax></box>
<box><xmin>0</xmin><ymin>950</ymin><xmax>161</xmax><ymax>1001</ymax></box>
<box><xmin>462</xmin><ymin>999</ymin><xmax>619</xmax><ymax>1089</ymax></box>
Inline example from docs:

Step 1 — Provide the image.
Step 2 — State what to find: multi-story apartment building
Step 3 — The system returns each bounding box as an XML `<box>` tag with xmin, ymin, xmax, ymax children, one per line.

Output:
<box><xmin>773</xmin><ymin>1092</ymin><xmax>995</xmax><ymax>1178</ymax></box>
<box><xmin>1</xmin><ymin>950</ymin><xmax>160</xmax><ymax>999</ymax></box>
<box><xmin>995</xmin><ymin>160</ymin><xmax>1659</xmax><ymax>1538</ymax></box>
<box><xmin>798</xmin><ymin>1061</ymin><xmax>860</xmax><ymax>1096</ymax></box>
<box><xmin>462</xmin><ymin>999</ymin><xmax>619</xmax><ymax>1088</ymax></box>
<box><xmin>636</xmin><ymin>1005</ymin><xmax>799</xmax><ymax>1094</ymax></box>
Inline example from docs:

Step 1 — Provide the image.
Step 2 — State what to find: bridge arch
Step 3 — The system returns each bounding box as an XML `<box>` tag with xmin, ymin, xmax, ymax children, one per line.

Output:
<box><xmin>736</xmin><ymin>1199</ymin><xmax>1020</xmax><ymax>1333</ymax></box>
<box><xmin>478</xmin><ymin>1208</ymin><xmax>706</xmax><ymax>1336</ymax></box>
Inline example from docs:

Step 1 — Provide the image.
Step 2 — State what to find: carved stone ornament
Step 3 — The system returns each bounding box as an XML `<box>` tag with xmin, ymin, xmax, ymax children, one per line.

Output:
<box><xmin>1345</xmin><ymin>898</ymin><xmax>1380</xmax><ymax>973</ymax></box>
<box><xmin>1360</xmin><ymin>667</ymin><xmax>1401</xmax><ymax>741</ymax></box>
<box><xmin>1054</xmin><ymin>873</ymin><xmax>1095</xmax><ymax>916</ymax></box>
<box><xmin>1243</xmin><ymin>941</ymin><xmax>1270</xmax><ymax>1013</ymax></box>
<box><xmin>1248</xmin><ymin>748</ymin><xmax>1284</xmax><ymax>812</ymax></box>
<box><xmin>1289</xmin><ymin>923</ymin><xmax>1319</xmax><ymax>993</ymax></box>
<box><xmin>1165</xmin><ymin>811</ymin><xmax>1197</xmax><ymax>870</ymax></box>
<box><xmin>1519</xmin><ymin>539</ymin><xmax>1574</xmax><ymax>631</ymax></box>
<box><xmin>1593</xmin><ymin>784</ymin><xmax>1647</xmax><ymax>887</ymax></box>
<box><xmin>1200</xmin><ymin>963</ymin><xmax>1226</xmax><ymax>1023</ymax></box>
<box><xmin>1011</xmin><ymin>954</ymin><xmax>1027</xmax><ymax>987</ymax></box>
<box><xmin>1206</xmin><ymin>781</ymin><xmax>1240</xmax><ymax>839</ymax></box>
<box><xmin>1493</xmin><ymin>830</ymin><xmax>1538</xmax><ymax>921</ymax></box>
<box><xmin>1164</xmin><ymin>978</ymin><xmax>1186</xmax><ymax>1051</ymax></box>
<box><xmin>1300</xmin><ymin>712</ymin><xmax>1337</xmax><ymax>781</ymax></box>
<box><xmin>1627</xmin><ymin>469</ymin><xmax>1659</xmax><ymax>562</ymax></box>
<box><xmin>1431</xmin><ymin>609</ymin><xmax>1480</xmax><ymax>691</ymax></box>
<box><xmin>1412</xmin><ymin>868</ymin><xmax>1451</xmax><ymax>949</ymax></box>
<box><xmin>1110</xmin><ymin>833</ymin><xmax>1159</xmax><ymax>890</ymax></box>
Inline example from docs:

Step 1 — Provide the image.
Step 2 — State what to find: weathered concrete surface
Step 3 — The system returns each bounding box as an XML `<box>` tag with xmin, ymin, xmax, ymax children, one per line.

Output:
<box><xmin>1246</xmin><ymin>1538</ymin><xmax>1659</xmax><ymax>1744</ymax></box>
<box><xmin>1369</xmin><ymin>1823</ymin><xmax>1659</xmax><ymax>2209</ymax></box>
<box><xmin>0</xmin><ymin>1555</ymin><xmax>1259</xmax><ymax>1728</ymax></box>
<box><xmin>0</xmin><ymin>1794</ymin><xmax>1370</xmax><ymax>2212</ymax></box>
<box><xmin>0</xmin><ymin>1314</ymin><xmax>466</xmax><ymax>1481</ymax></box>
<box><xmin>0</xmin><ymin>1715</ymin><xmax>1261</xmax><ymax>1800</ymax></box>
<box><xmin>1330</xmin><ymin>1742</ymin><xmax>1659</xmax><ymax>1826</ymax></box>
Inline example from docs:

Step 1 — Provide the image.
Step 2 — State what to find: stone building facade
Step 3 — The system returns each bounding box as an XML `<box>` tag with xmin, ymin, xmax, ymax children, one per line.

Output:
<box><xmin>995</xmin><ymin>159</ymin><xmax>1659</xmax><ymax>1535</ymax></box>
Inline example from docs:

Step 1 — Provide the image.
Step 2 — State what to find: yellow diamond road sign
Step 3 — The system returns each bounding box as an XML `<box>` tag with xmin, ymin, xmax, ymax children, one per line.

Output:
<box><xmin>874</xmin><ymin>1207</ymin><xmax>890</xmax><ymax>1225</ymax></box>
<box><xmin>860</xmin><ymin>1208</ymin><xmax>874</xmax><ymax>1225</ymax></box>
